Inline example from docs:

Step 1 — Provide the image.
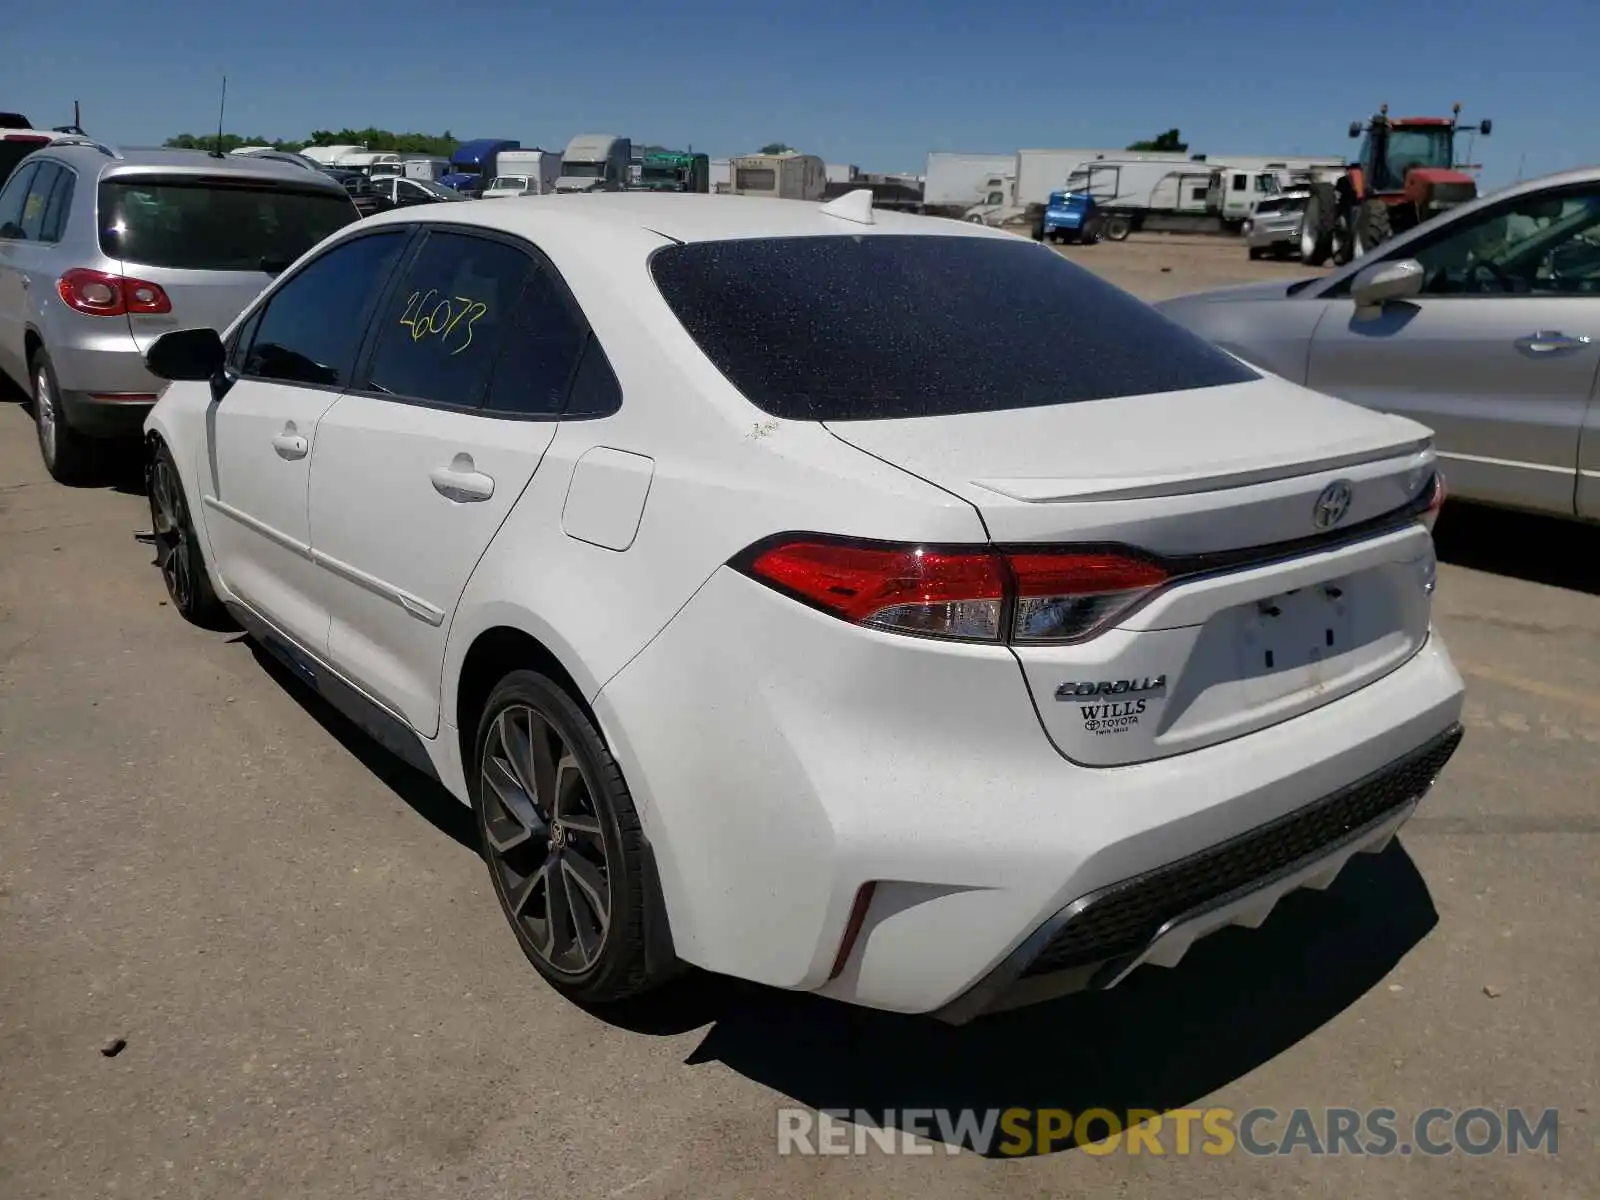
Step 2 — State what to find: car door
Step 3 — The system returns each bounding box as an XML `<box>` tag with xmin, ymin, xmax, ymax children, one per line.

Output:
<box><xmin>199</xmin><ymin>227</ymin><xmax>410</xmax><ymax>654</ymax></box>
<box><xmin>0</xmin><ymin>160</ymin><xmax>40</xmax><ymax>384</ymax></box>
<box><xmin>308</xmin><ymin>227</ymin><xmax>588</xmax><ymax>736</ymax></box>
<box><xmin>1307</xmin><ymin>182</ymin><xmax>1600</xmax><ymax>517</ymax></box>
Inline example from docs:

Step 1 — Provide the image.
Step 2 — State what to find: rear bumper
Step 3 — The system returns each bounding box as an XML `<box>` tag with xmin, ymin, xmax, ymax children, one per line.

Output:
<box><xmin>595</xmin><ymin>566</ymin><xmax>1466</xmax><ymax>1017</ymax></box>
<box><xmin>934</xmin><ymin>723</ymin><xmax>1461</xmax><ymax>1023</ymax></box>
<box><xmin>58</xmin><ymin>389</ymin><xmax>155</xmax><ymax>438</ymax></box>
<box><xmin>45</xmin><ymin>326</ymin><xmax>163</xmax><ymax>438</ymax></box>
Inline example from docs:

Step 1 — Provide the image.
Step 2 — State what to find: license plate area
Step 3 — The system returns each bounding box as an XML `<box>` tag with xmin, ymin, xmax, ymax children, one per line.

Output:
<box><xmin>1237</xmin><ymin>581</ymin><xmax>1353</xmax><ymax>704</ymax></box>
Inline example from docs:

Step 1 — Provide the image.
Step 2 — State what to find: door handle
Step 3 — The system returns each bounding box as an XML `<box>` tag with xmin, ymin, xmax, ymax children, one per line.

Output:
<box><xmin>271</xmin><ymin>433</ymin><xmax>308</xmax><ymax>460</ymax></box>
<box><xmin>1514</xmin><ymin>331</ymin><xmax>1592</xmax><ymax>354</ymax></box>
<box><xmin>430</xmin><ymin>455</ymin><xmax>495</xmax><ymax>503</ymax></box>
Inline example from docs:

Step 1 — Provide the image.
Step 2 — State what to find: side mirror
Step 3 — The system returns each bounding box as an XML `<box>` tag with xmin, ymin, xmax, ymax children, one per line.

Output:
<box><xmin>1351</xmin><ymin>258</ymin><xmax>1424</xmax><ymax>320</ymax></box>
<box><xmin>1479</xmin><ymin>119</ymin><xmax>1493</xmax><ymax>136</ymax></box>
<box><xmin>1348</xmin><ymin>121</ymin><xmax>1363</xmax><ymax>139</ymax></box>
<box><xmin>145</xmin><ymin>327</ymin><xmax>226</xmax><ymax>382</ymax></box>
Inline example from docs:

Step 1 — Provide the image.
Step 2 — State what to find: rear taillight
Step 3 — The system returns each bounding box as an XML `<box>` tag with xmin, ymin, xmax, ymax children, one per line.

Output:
<box><xmin>57</xmin><ymin>269</ymin><xmax>172</xmax><ymax>317</ymax></box>
<box><xmin>735</xmin><ymin>536</ymin><xmax>1168</xmax><ymax>644</ymax></box>
<box><xmin>1420</xmin><ymin>471</ymin><xmax>1446</xmax><ymax>533</ymax></box>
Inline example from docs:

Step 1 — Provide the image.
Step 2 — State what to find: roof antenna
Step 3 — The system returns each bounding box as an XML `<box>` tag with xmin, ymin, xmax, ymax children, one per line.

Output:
<box><xmin>210</xmin><ymin>76</ymin><xmax>228</xmax><ymax>159</ymax></box>
<box><xmin>818</xmin><ymin>187</ymin><xmax>875</xmax><ymax>226</ymax></box>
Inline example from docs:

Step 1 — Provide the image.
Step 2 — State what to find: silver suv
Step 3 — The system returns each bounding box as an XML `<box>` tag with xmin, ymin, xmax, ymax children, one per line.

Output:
<box><xmin>0</xmin><ymin>140</ymin><xmax>358</xmax><ymax>481</ymax></box>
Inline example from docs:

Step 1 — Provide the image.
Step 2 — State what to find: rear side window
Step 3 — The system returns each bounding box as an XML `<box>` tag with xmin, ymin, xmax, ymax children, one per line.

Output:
<box><xmin>650</xmin><ymin>235</ymin><xmax>1259</xmax><ymax>421</ymax></box>
<box><xmin>364</xmin><ymin>230</ymin><xmax>533</xmax><ymax>408</ymax></box>
<box><xmin>482</xmin><ymin>264</ymin><xmax>588</xmax><ymax>416</ymax></box>
<box><xmin>99</xmin><ymin>178</ymin><xmax>357</xmax><ymax>272</ymax></box>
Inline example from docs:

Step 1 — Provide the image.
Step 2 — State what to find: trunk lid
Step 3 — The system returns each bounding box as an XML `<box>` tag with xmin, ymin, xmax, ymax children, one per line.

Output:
<box><xmin>121</xmin><ymin>267</ymin><xmax>272</xmax><ymax>353</ymax></box>
<box><xmin>826</xmin><ymin>377</ymin><xmax>1440</xmax><ymax>767</ymax></box>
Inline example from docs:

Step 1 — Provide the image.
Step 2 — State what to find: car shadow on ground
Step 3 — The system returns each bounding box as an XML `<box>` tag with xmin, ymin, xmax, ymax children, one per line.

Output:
<box><xmin>603</xmin><ymin>841</ymin><xmax>1437</xmax><ymax>1157</ymax></box>
<box><xmin>230</xmin><ymin>599</ymin><xmax>1439</xmax><ymax>1159</ymax></box>
<box><xmin>2</xmin><ymin>375</ymin><xmax>147</xmax><ymax>496</ymax></box>
<box><xmin>243</xmin><ymin>638</ymin><xmax>481</xmax><ymax>852</ymax></box>
<box><xmin>1434</xmin><ymin>499</ymin><xmax>1600</xmax><ymax>595</ymax></box>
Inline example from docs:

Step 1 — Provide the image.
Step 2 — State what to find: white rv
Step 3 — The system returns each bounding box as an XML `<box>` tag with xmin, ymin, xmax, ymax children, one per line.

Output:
<box><xmin>729</xmin><ymin>153</ymin><xmax>826</xmax><ymax>201</ymax></box>
<box><xmin>556</xmin><ymin>134</ymin><xmax>632</xmax><ymax>192</ymax></box>
<box><xmin>492</xmin><ymin>149</ymin><xmax>562</xmax><ymax>195</ymax></box>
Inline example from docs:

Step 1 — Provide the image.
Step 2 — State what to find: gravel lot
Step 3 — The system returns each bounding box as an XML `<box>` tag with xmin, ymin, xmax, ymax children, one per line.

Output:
<box><xmin>1</xmin><ymin>233</ymin><xmax>1595</xmax><ymax>1198</ymax></box>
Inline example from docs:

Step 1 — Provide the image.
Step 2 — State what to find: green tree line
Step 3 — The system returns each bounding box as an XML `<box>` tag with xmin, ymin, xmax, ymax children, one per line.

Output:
<box><xmin>165</xmin><ymin>128</ymin><xmax>461</xmax><ymax>156</ymax></box>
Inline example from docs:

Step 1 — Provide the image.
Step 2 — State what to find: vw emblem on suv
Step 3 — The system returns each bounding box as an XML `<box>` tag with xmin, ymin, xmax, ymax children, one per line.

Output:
<box><xmin>1313</xmin><ymin>480</ymin><xmax>1353</xmax><ymax>530</ymax></box>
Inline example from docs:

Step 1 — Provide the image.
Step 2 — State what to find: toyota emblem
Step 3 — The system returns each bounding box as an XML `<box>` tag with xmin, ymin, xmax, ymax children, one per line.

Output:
<box><xmin>1313</xmin><ymin>480</ymin><xmax>1353</xmax><ymax>530</ymax></box>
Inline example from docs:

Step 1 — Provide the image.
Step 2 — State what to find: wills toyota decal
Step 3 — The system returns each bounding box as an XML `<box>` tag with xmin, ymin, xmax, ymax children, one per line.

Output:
<box><xmin>1054</xmin><ymin>675</ymin><xmax>1168</xmax><ymax>736</ymax></box>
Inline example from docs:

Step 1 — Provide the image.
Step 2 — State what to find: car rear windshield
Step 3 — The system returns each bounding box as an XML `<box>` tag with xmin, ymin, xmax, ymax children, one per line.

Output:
<box><xmin>99</xmin><ymin>178</ymin><xmax>357</xmax><ymax>272</ymax></box>
<box><xmin>650</xmin><ymin>235</ymin><xmax>1260</xmax><ymax>420</ymax></box>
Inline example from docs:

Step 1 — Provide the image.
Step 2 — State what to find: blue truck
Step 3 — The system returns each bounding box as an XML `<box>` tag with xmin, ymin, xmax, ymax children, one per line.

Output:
<box><xmin>440</xmin><ymin>138</ymin><xmax>520</xmax><ymax>196</ymax></box>
<box><xmin>1036</xmin><ymin>189</ymin><xmax>1101</xmax><ymax>244</ymax></box>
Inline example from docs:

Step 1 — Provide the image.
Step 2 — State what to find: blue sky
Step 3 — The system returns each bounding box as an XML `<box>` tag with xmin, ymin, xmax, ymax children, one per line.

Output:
<box><xmin>10</xmin><ymin>0</ymin><xmax>1597</xmax><ymax>187</ymax></box>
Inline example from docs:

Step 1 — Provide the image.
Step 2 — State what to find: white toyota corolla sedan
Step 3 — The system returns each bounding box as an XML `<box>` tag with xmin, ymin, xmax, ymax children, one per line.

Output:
<box><xmin>140</xmin><ymin>191</ymin><xmax>1464</xmax><ymax>1021</ymax></box>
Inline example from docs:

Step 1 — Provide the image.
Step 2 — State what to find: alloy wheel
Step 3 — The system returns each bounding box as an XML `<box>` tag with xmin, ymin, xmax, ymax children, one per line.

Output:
<box><xmin>148</xmin><ymin>454</ymin><xmax>194</xmax><ymax>611</ymax></box>
<box><xmin>33</xmin><ymin>365</ymin><xmax>57</xmax><ymax>466</ymax></box>
<box><xmin>480</xmin><ymin>704</ymin><xmax>612</xmax><ymax>976</ymax></box>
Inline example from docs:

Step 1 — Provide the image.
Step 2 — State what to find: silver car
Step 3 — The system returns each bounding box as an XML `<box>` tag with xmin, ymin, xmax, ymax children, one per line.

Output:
<box><xmin>1244</xmin><ymin>191</ymin><xmax>1309</xmax><ymax>260</ymax></box>
<box><xmin>0</xmin><ymin>140</ymin><xmax>357</xmax><ymax>482</ymax></box>
<box><xmin>1157</xmin><ymin>167</ymin><xmax>1600</xmax><ymax>522</ymax></box>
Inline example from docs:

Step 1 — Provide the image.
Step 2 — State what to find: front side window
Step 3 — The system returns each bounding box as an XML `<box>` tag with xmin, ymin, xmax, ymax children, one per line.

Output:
<box><xmin>651</xmin><ymin>235</ymin><xmax>1258</xmax><ymax>421</ymax></box>
<box><xmin>1404</xmin><ymin>186</ymin><xmax>1600</xmax><ymax>297</ymax></box>
<box><xmin>363</xmin><ymin>230</ymin><xmax>533</xmax><ymax>408</ymax></box>
<box><xmin>100</xmin><ymin>178</ymin><xmax>358</xmax><ymax>272</ymax></box>
<box><xmin>241</xmin><ymin>230</ymin><xmax>408</xmax><ymax>387</ymax></box>
<box><xmin>0</xmin><ymin>161</ymin><xmax>38</xmax><ymax>237</ymax></box>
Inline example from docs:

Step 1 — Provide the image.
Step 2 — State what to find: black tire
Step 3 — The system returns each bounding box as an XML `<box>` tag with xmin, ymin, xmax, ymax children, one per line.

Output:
<box><xmin>1350</xmin><ymin>198</ymin><xmax>1393</xmax><ymax>260</ymax></box>
<box><xmin>1248</xmin><ymin>245</ymin><xmax>1265</xmax><ymax>261</ymax></box>
<box><xmin>147</xmin><ymin>439</ymin><xmax>230</xmax><ymax>629</ymax></box>
<box><xmin>472</xmin><ymin>670</ymin><xmax>668</xmax><ymax>1006</ymax></box>
<box><xmin>1104</xmin><ymin>214</ymin><xmax>1132</xmax><ymax>241</ymax></box>
<box><xmin>1298</xmin><ymin>182</ymin><xmax>1341</xmax><ymax>266</ymax></box>
<box><xmin>30</xmin><ymin>349</ymin><xmax>98</xmax><ymax>485</ymax></box>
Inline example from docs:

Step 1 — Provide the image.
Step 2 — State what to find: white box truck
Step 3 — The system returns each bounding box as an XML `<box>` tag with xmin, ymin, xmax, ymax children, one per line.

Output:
<box><xmin>556</xmin><ymin>135</ymin><xmax>632</xmax><ymax>192</ymax></box>
<box><xmin>728</xmin><ymin>153</ymin><xmax>826</xmax><ymax>201</ymax></box>
<box><xmin>403</xmin><ymin>157</ymin><xmax>451</xmax><ymax>182</ymax></box>
<box><xmin>922</xmin><ymin>151</ymin><xmax>1017</xmax><ymax>215</ymax></box>
<box><xmin>489</xmin><ymin>149</ymin><xmax>562</xmax><ymax>196</ymax></box>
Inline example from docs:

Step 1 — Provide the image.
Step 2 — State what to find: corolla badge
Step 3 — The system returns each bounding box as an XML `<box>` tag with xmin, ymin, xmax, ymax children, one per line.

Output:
<box><xmin>1313</xmin><ymin>480</ymin><xmax>1353</xmax><ymax>530</ymax></box>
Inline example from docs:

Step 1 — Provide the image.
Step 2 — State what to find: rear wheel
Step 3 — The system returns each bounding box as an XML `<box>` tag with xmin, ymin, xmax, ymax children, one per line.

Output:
<box><xmin>473</xmin><ymin>670</ymin><xmax>669</xmax><ymax>1005</ymax></box>
<box><xmin>1104</xmin><ymin>214</ymin><xmax>1132</xmax><ymax>241</ymax></box>
<box><xmin>1248</xmin><ymin>245</ymin><xmax>1265</xmax><ymax>261</ymax></box>
<box><xmin>30</xmin><ymin>350</ymin><xmax>97</xmax><ymax>485</ymax></box>
<box><xmin>1298</xmin><ymin>183</ymin><xmax>1340</xmax><ymax>266</ymax></box>
<box><xmin>1350</xmin><ymin>199</ymin><xmax>1393</xmax><ymax>260</ymax></box>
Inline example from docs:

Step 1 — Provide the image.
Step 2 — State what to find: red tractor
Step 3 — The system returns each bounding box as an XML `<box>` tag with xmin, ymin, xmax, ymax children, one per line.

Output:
<box><xmin>1299</xmin><ymin>103</ymin><xmax>1491</xmax><ymax>266</ymax></box>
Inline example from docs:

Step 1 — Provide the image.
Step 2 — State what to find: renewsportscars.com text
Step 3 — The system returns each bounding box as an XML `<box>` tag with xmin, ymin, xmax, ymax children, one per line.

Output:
<box><xmin>776</xmin><ymin>1106</ymin><xmax>1560</xmax><ymax>1158</ymax></box>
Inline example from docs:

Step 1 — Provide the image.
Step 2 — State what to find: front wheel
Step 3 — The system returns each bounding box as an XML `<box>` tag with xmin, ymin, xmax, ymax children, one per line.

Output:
<box><xmin>473</xmin><ymin>670</ymin><xmax>670</xmax><ymax>1005</ymax></box>
<box><xmin>148</xmin><ymin>440</ymin><xmax>230</xmax><ymax>628</ymax></box>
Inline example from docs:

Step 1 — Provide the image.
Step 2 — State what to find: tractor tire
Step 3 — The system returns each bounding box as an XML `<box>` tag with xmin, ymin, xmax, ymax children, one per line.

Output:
<box><xmin>1350</xmin><ymin>199</ymin><xmax>1393</xmax><ymax>260</ymax></box>
<box><xmin>1104</xmin><ymin>214</ymin><xmax>1132</xmax><ymax>242</ymax></box>
<box><xmin>1298</xmin><ymin>182</ymin><xmax>1340</xmax><ymax>266</ymax></box>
